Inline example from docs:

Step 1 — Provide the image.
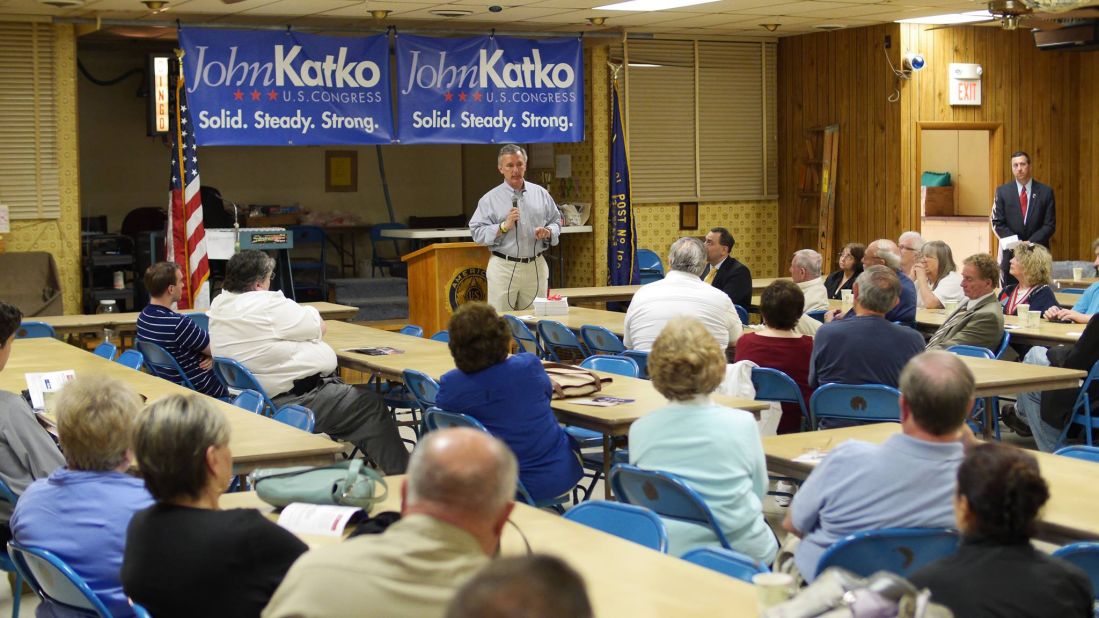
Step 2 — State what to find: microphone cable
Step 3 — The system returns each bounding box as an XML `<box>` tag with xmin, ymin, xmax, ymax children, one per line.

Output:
<box><xmin>504</xmin><ymin>190</ymin><xmax>537</xmax><ymax>311</ymax></box>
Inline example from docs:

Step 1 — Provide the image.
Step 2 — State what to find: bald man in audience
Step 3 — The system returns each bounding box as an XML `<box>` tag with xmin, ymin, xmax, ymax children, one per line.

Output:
<box><xmin>263</xmin><ymin>428</ymin><xmax>518</xmax><ymax>618</ymax></box>
<box><xmin>926</xmin><ymin>253</ymin><xmax>1005</xmax><ymax>352</ymax></box>
<box><xmin>785</xmin><ymin>351</ymin><xmax>974</xmax><ymax>582</ymax></box>
<box><xmin>446</xmin><ymin>555</ymin><xmax>593</xmax><ymax>618</ymax></box>
<box><xmin>898</xmin><ymin>231</ymin><xmax>925</xmax><ymax>279</ymax></box>
<box><xmin>789</xmin><ymin>249</ymin><xmax>829</xmax><ymax>313</ymax></box>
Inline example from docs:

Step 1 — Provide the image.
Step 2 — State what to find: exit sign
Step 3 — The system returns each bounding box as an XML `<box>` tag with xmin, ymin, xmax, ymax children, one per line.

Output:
<box><xmin>949</xmin><ymin>63</ymin><xmax>982</xmax><ymax>106</ymax></box>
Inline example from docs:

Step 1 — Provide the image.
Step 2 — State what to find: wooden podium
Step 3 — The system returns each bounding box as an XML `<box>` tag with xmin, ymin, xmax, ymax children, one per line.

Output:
<box><xmin>402</xmin><ymin>242</ymin><xmax>489</xmax><ymax>336</ymax></box>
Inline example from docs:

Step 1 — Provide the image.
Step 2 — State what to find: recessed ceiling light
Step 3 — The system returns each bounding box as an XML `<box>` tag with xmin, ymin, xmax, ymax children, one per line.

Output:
<box><xmin>760</xmin><ymin>23</ymin><xmax>780</xmax><ymax>31</ymax></box>
<box><xmin>430</xmin><ymin>9</ymin><xmax>473</xmax><ymax>17</ymax></box>
<box><xmin>595</xmin><ymin>0</ymin><xmax>719</xmax><ymax>12</ymax></box>
<box><xmin>896</xmin><ymin>11</ymin><xmax>991</xmax><ymax>24</ymax></box>
<box><xmin>813</xmin><ymin>24</ymin><xmax>846</xmax><ymax>30</ymax></box>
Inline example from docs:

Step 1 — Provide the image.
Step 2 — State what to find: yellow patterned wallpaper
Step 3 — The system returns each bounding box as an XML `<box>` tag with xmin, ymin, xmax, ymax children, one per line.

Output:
<box><xmin>5</xmin><ymin>24</ymin><xmax>81</xmax><ymax>315</ymax></box>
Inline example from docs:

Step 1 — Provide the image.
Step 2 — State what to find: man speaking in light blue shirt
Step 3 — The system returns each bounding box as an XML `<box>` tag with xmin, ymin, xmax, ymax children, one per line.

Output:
<box><xmin>469</xmin><ymin>144</ymin><xmax>561</xmax><ymax>311</ymax></box>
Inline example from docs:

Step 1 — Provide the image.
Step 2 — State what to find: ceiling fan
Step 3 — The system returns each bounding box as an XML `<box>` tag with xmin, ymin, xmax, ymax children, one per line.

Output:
<box><xmin>965</xmin><ymin>0</ymin><xmax>1099</xmax><ymax>30</ymax></box>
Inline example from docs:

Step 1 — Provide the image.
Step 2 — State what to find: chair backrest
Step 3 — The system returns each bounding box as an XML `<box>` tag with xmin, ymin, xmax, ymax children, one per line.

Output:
<box><xmin>563</xmin><ymin>501</ymin><xmax>668</xmax><ymax>553</ymax></box>
<box><xmin>751</xmin><ymin>367</ymin><xmax>810</xmax><ymax>430</ymax></box>
<box><xmin>8</xmin><ymin>542</ymin><xmax>113</xmax><ymax>616</ymax></box>
<box><xmin>994</xmin><ymin>330</ymin><xmax>1011</xmax><ymax>359</ymax></box>
<box><xmin>681</xmin><ymin>547</ymin><xmax>769</xmax><ymax>582</ymax></box>
<box><xmin>16</xmin><ymin>321</ymin><xmax>56</xmax><ymax>339</ymax></box>
<box><xmin>429</xmin><ymin>330</ymin><xmax>450</xmax><ymax>342</ymax></box>
<box><xmin>399</xmin><ymin>324</ymin><xmax>424</xmax><ymax>338</ymax></box>
<box><xmin>580</xmin><ymin>324</ymin><xmax>626</xmax><ymax>355</ymax></box>
<box><xmin>114</xmin><ymin>349</ymin><xmax>145</xmax><ymax>371</ymax></box>
<box><xmin>403</xmin><ymin>369</ymin><xmax>440</xmax><ymax>409</ymax></box>
<box><xmin>231</xmin><ymin>389</ymin><xmax>266</xmax><ymax>415</ymax></box>
<box><xmin>370</xmin><ymin>223</ymin><xmax>407</xmax><ymax>259</ymax></box>
<box><xmin>734</xmin><ymin>305</ymin><xmax>749</xmax><ymax>324</ymax></box>
<box><xmin>504</xmin><ymin>315</ymin><xmax>544</xmax><ymax>357</ymax></box>
<box><xmin>636</xmin><ymin>249</ymin><xmax>664</xmax><ymax>284</ymax></box>
<box><xmin>622</xmin><ymin>350</ymin><xmax>650</xmax><ymax>379</ymax></box>
<box><xmin>423</xmin><ymin>407</ymin><xmax>488</xmax><ymax>433</ymax></box>
<box><xmin>816</xmin><ymin>528</ymin><xmax>960</xmax><ymax>579</ymax></box>
<box><xmin>947</xmin><ymin>344</ymin><xmax>994</xmax><ymax>359</ymax></box>
<box><xmin>134</xmin><ymin>339</ymin><xmax>197</xmax><ymax>391</ymax></box>
<box><xmin>273</xmin><ymin>404</ymin><xmax>316</xmax><ymax>432</ymax></box>
<box><xmin>181</xmin><ymin>311</ymin><xmax>209</xmax><ymax>332</ymax></box>
<box><xmin>1051</xmin><ymin>542</ymin><xmax>1099</xmax><ymax>602</ymax></box>
<box><xmin>609</xmin><ymin>464</ymin><xmax>731</xmax><ymax>549</ymax></box>
<box><xmin>806</xmin><ymin>309</ymin><xmax>827</xmax><ymax>323</ymax></box>
<box><xmin>1054</xmin><ymin>445</ymin><xmax>1099</xmax><ymax>463</ymax></box>
<box><xmin>809</xmin><ymin>383</ymin><xmax>902</xmax><ymax>429</ymax></box>
<box><xmin>1064</xmin><ymin>358</ymin><xmax>1099</xmax><ymax>446</ymax></box>
<box><xmin>92</xmin><ymin>341</ymin><xmax>117</xmax><ymax>361</ymax></box>
<box><xmin>212</xmin><ymin>357</ymin><xmax>276</xmax><ymax>415</ymax></box>
<box><xmin>537</xmin><ymin>320</ymin><xmax>588</xmax><ymax>363</ymax></box>
<box><xmin>580</xmin><ymin>355</ymin><xmax>638</xmax><ymax>378</ymax></box>
<box><xmin>1061</xmin><ymin>287</ymin><xmax>1086</xmax><ymax>295</ymax></box>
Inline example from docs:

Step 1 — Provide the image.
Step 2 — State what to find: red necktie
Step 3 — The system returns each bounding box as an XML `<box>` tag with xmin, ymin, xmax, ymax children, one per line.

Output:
<box><xmin>1020</xmin><ymin>186</ymin><xmax>1028</xmax><ymax>222</ymax></box>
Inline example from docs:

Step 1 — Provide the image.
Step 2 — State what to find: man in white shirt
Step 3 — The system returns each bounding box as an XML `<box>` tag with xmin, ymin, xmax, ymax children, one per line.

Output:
<box><xmin>925</xmin><ymin>253</ymin><xmax>1005</xmax><ymax>352</ymax></box>
<box><xmin>624</xmin><ymin>237</ymin><xmax>742</xmax><ymax>352</ymax></box>
<box><xmin>789</xmin><ymin>249</ymin><xmax>828</xmax><ymax>313</ymax></box>
<box><xmin>208</xmin><ymin>250</ymin><xmax>409</xmax><ymax>474</ymax></box>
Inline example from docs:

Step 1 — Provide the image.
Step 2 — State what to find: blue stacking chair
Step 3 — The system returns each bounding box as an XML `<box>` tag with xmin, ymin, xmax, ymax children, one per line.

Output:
<box><xmin>579</xmin><ymin>355</ymin><xmax>638</xmax><ymax>377</ymax></box>
<box><xmin>371</xmin><ymin>222</ymin><xmax>407</xmax><ymax>277</ymax></box>
<box><xmin>16</xmin><ymin>322</ymin><xmax>56</xmax><ymax>339</ymax></box>
<box><xmin>563</xmin><ymin>501</ymin><xmax>668</xmax><ymax>552</ymax></box>
<box><xmin>399</xmin><ymin>369</ymin><xmax>440</xmax><ymax>439</ymax></box>
<box><xmin>231</xmin><ymin>389</ymin><xmax>266</xmax><ymax>415</ymax></box>
<box><xmin>580</xmin><ymin>325</ymin><xmax>626</xmax><ymax>355</ymax></box>
<box><xmin>809</xmin><ymin>383</ymin><xmax>902</xmax><ymax>429</ymax></box>
<box><xmin>816</xmin><ymin>528</ymin><xmax>959</xmax><ymax>579</ymax></box>
<box><xmin>806</xmin><ymin>309</ymin><xmax>828</xmax><ymax>323</ymax></box>
<box><xmin>212</xmin><ymin>357</ymin><xmax>277</xmax><ymax>416</ymax></box>
<box><xmin>622</xmin><ymin>350</ymin><xmax>650</xmax><ymax>379</ymax></box>
<box><xmin>0</xmin><ymin>479</ymin><xmax>22</xmax><ymax>617</ymax></box>
<box><xmin>135</xmin><ymin>340</ymin><xmax>198</xmax><ymax>391</ymax></box>
<box><xmin>994</xmin><ymin>331</ymin><xmax>1011</xmax><ymax>359</ymax></box>
<box><xmin>399</xmin><ymin>324</ymin><xmax>424</xmax><ymax>338</ymax></box>
<box><xmin>1062</xmin><ymin>288</ymin><xmax>1086</xmax><ymax>295</ymax></box>
<box><xmin>570</xmin><ymin>356</ymin><xmax>638</xmax><ymax>500</ymax></box>
<box><xmin>92</xmin><ymin>342</ymin><xmax>116</xmax><ymax>361</ymax></box>
<box><xmin>681</xmin><ymin>547</ymin><xmax>769</xmax><ymax>582</ymax></box>
<box><xmin>751</xmin><ymin>367</ymin><xmax>810</xmax><ymax>431</ymax></box>
<box><xmin>504</xmin><ymin>315</ymin><xmax>545</xmax><ymax>357</ymax></box>
<box><xmin>734</xmin><ymin>305</ymin><xmax>749</xmax><ymax>324</ymax></box>
<box><xmin>1052</xmin><ymin>542</ymin><xmax>1099</xmax><ymax>609</ymax></box>
<box><xmin>637</xmin><ymin>249</ymin><xmax>664</xmax><ymax>285</ymax></box>
<box><xmin>1054</xmin><ymin>445</ymin><xmax>1099</xmax><ymax>463</ymax></box>
<box><xmin>114</xmin><ymin>349</ymin><xmax>144</xmax><ymax>371</ymax></box>
<box><xmin>610</xmin><ymin>464</ymin><xmax>732</xmax><ymax>552</ymax></box>
<box><xmin>274</xmin><ymin>404</ymin><xmax>316</xmax><ymax>432</ymax></box>
<box><xmin>8</xmin><ymin>542</ymin><xmax>107</xmax><ymax>617</ymax></box>
<box><xmin>948</xmin><ymin>344</ymin><xmax>1001</xmax><ymax>439</ymax></box>
<box><xmin>288</xmin><ymin>225</ymin><xmax>328</xmax><ymax>301</ymax></box>
<box><xmin>1057</xmin><ymin>359</ymin><xmax>1099</xmax><ymax>448</ymax></box>
<box><xmin>181</xmin><ymin>312</ymin><xmax>209</xmax><ymax>332</ymax></box>
<box><xmin>429</xmin><ymin>330</ymin><xmax>449</xmax><ymax>342</ymax></box>
<box><xmin>537</xmin><ymin>320</ymin><xmax>588</xmax><ymax>363</ymax></box>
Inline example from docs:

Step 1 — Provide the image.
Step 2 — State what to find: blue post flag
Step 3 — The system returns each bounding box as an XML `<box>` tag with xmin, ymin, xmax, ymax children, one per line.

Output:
<box><xmin>608</xmin><ymin>80</ymin><xmax>639</xmax><ymax>286</ymax></box>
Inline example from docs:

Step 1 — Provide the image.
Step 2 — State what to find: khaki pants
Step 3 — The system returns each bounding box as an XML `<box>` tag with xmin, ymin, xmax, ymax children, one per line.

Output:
<box><xmin>487</xmin><ymin>254</ymin><xmax>548</xmax><ymax>312</ymax></box>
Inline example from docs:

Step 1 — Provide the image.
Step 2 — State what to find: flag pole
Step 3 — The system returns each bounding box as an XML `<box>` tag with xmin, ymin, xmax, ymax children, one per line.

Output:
<box><xmin>173</xmin><ymin>47</ymin><xmax>192</xmax><ymax>308</ymax></box>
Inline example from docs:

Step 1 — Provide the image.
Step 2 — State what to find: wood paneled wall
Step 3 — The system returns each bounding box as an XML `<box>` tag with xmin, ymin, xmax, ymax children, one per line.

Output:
<box><xmin>1077</xmin><ymin>52</ymin><xmax>1099</xmax><ymax>257</ymax></box>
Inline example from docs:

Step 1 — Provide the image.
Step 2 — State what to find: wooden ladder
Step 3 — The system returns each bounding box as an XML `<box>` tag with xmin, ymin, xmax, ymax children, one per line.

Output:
<box><xmin>789</xmin><ymin>125</ymin><xmax>839</xmax><ymax>274</ymax></box>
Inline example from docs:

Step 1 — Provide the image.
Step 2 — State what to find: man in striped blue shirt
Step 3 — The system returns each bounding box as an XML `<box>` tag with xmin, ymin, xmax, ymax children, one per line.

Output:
<box><xmin>136</xmin><ymin>262</ymin><xmax>227</xmax><ymax>398</ymax></box>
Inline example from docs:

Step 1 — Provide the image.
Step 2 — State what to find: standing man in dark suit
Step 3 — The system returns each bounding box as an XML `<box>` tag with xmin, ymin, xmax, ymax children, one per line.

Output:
<box><xmin>702</xmin><ymin>227</ymin><xmax>752</xmax><ymax>309</ymax></box>
<box><xmin>992</xmin><ymin>151</ymin><xmax>1055</xmax><ymax>287</ymax></box>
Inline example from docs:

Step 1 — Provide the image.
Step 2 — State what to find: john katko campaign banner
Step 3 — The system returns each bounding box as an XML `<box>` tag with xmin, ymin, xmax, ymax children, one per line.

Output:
<box><xmin>395</xmin><ymin>35</ymin><xmax>584</xmax><ymax>144</ymax></box>
<box><xmin>179</xmin><ymin>28</ymin><xmax>393</xmax><ymax>146</ymax></box>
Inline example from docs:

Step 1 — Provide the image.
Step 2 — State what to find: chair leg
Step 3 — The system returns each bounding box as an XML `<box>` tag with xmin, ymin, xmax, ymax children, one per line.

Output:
<box><xmin>9</xmin><ymin>572</ymin><xmax>20</xmax><ymax>618</ymax></box>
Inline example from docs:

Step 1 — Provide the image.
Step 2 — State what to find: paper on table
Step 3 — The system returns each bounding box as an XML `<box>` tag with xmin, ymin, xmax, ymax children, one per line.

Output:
<box><xmin>277</xmin><ymin>503</ymin><xmax>362</xmax><ymax>537</ymax></box>
<box><xmin>792</xmin><ymin>449</ymin><xmax>828</xmax><ymax>465</ymax></box>
<box><xmin>570</xmin><ymin>396</ymin><xmax>635</xmax><ymax>407</ymax></box>
<box><xmin>25</xmin><ymin>370</ymin><xmax>76</xmax><ymax>411</ymax></box>
<box><xmin>1068</xmin><ymin>332</ymin><xmax>1084</xmax><ymax>338</ymax></box>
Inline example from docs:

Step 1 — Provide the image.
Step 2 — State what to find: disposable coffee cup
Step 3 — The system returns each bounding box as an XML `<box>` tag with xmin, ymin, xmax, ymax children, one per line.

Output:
<box><xmin>1016</xmin><ymin>303</ymin><xmax>1030</xmax><ymax>321</ymax></box>
<box><xmin>1029</xmin><ymin>310</ymin><xmax>1041</xmax><ymax>328</ymax></box>
<box><xmin>840</xmin><ymin>289</ymin><xmax>853</xmax><ymax>311</ymax></box>
<box><xmin>944</xmin><ymin>300</ymin><xmax>959</xmax><ymax>314</ymax></box>
<box><xmin>1074</xmin><ymin>267</ymin><xmax>1084</xmax><ymax>281</ymax></box>
<box><xmin>752</xmin><ymin>572</ymin><xmax>794</xmax><ymax>610</ymax></box>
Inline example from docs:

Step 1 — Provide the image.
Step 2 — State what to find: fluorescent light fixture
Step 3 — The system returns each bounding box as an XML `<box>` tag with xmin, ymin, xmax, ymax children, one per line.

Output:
<box><xmin>896</xmin><ymin>10</ymin><xmax>991</xmax><ymax>24</ymax></box>
<box><xmin>596</xmin><ymin>0</ymin><xmax>719</xmax><ymax>11</ymax></box>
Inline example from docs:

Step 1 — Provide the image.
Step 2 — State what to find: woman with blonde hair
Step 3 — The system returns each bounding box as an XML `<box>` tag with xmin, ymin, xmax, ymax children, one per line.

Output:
<box><xmin>1000</xmin><ymin>242</ymin><xmax>1058</xmax><ymax>316</ymax></box>
<box><xmin>912</xmin><ymin>240</ymin><xmax>965</xmax><ymax>309</ymax></box>
<box><xmin>628</xmin><ymin>317</ymin><xmax>777</xmax><ymax>563</ymax></box>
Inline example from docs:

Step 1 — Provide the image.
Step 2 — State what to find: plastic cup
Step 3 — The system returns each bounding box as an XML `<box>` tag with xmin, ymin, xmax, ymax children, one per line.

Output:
<box><xmin>1016</xmin><ymin>303</ymin><xmax>1030</xmax><ymax>322</ymax></box>
<box><xmin>1029</xmin><ymin>310</ymin><xmax>1041</xmax><ymax>328</ymax></box>
<box><xmin>753</xmin><ymin>572</ymin><xmax>795</xmax><ymax>610</ymax></box>
<box><xmin>1073</xmin><ymin>267</ymin><xmax>1084</xmax><ymax>281</ymax></box>
<box><xmin>944</xmin><ymin>300</ymin><xmax>959</xmax><ymax>314</ymax></box>
<box><xmin>840</xmin><ymin>289</ymin><xmax>853</xmax><ymax>312</ymax></box>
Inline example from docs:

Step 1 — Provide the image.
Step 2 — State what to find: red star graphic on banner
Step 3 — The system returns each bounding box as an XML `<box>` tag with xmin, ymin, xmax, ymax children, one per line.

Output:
<box><xmin>444</xmin><ymin>91</ymin><xmax>454</xmax><ymax>102</ymax></box>
<box><xmin>267</xmin><ymin>90</ymin><xmax>278</xmax><ymax>101</ymax></box>
<box><xmin>251</xmin><ymin>90</ymin><xmax>261</xmax><ymax>101</ymax></box>
<box><xmin>458</xmin><ymin>91</ymin><xmax>468</xmax><ymax>102</ymax></box>
<box><xmin>233</xmin><ymin>89</ymin><xmax>244</xmax><ymax>101</ymax></box>
<box><xmin>472</xmin><ymin>91</ymin><xmax>483</xmax><ymax>102</ymax></box>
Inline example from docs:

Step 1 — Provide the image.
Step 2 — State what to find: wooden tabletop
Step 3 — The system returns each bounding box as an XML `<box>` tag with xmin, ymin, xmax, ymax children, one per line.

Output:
<box><xmin>555</xmin><ymin>277</ymin><xmax>791</xmax><ymax>305</ymax></box>
<box><xmin>958</xmin><ymin>356</ymin><xmax>1084</xmax><ymax>397</ymax></box>
<box><xmin>914</xmin><ymin>306</ymin><xmax>1084</xmax><ymax>347</ymax></box>
<box><xmin>1056</xmin><ymin>291</ymin><xmax>1083</xmax><ymax>306</ymax></box>
<box><xmin>1055</xmin><ymin>277</ymin><xmax>1098</xmax><ymax>290</ymax></box>
<box><xmin>221</xmin><ymin>486</ymin><xmax>758</xmax><ymax>617</ymax></box>
<box><xmin>502</xmin><ymin>307</ymin><xmax>626</xmax><ymax>337</ymax></box>
<box><xmin>3</xmin><ymin>338</ymin><xmax>343</xmax><ymax>473</ymax></box>
<box><xmin>762</xmin><ymin>423</ymin><xmax>1099</xmax><ymax>544</ymax></box>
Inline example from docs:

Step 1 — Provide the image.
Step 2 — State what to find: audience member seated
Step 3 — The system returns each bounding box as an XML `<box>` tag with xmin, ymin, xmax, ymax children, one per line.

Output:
<box><xmin>912</xmin><ymin>240</ymin><xmax>964</xmax><ymax>309</ymax></box>
<box><xmin>824</xmin><ymin>243</ymin><xmax>864</xmax><ymax>300</ymax></box>
<box><xmin>1046</xmin><ymin>237</ymin><xmax>1099</xmax><ymax>324</ymax></box>
<box><xmin>264</xmin><ymin>429</ymin><xmax>518</xmax><ymax>618</ymax></box>
<box><xmin>702</xmin><ymin>227</ymin><xmax>752</xmax><ymax>308</ymax></box>
<box><xmin>123</xmin><ymin>394</ymin><xmax>307</xmax><ymax>617</ymax></box>
<box><xmin>853</xmin><ymin>239</ymin><xmax>916</xmax><ymax>324</ymax></box>
<box><xmin>812</xmin><ymin>266</ymin><xmax>925</xmax><ymax>389</ymax></box>
<box><xmin>208</xmin><ymin>250</ymin><xmax>409</xmax><ymax>474</ymax></box>
<box><xmin>735</xmin><ymin>281</ymin><xmax>813</xmax><ymax>434</ymax></box>
<box><xmin>1004</xmin><ymin>312</ymin><xmax>1099</xmax><ymax>450</ymax></box>
<box><xmin>898</xmin><ymin>230</ymin><xmax>925</xmax><ymax>280</ymax></box>
<box><xmin>624</xmin><ymin>237</ymin><xmax>743</xmax><ymax>352</ymax></box>
<box><xmin>789</xmin><ymin>249</ymin><xmax>828</xmax><ymax>313</ymax></box>
<box><xmin>785</xmin><ymin>351</ymin><xmax>974</xmax><ymax>582</ymax></box>
<box><xmin>0</xmin><ymin>301</ymin><xmax>64</xmax><ymax>545</ymax></box>
<box><xmin>12</xmin><ymin>376</ymin><xmax>153</xmax><ymax>618</ymax></box>
<box><xmin>446</xmin><ymin>555</ymin><xmax>592</xmax><ymax>618</ymax></box>
<box><xmin>1000</xmin><ymin>242</ymin><xmax>1058</xmax><ymax>317</ymax></box>
<box><xmin>926</xmin><ymin>253</ymin><xmax>1005</xmax><ymax>352</ymax></box>
<box><xmin>910</xmin><ymin>443</ymin><xmax>1093</xmax><ymax>617</ymax></box>
<box><xmin>136</xmin><ymin>262</ymin><xmax>227</xmax><ymax>398</ymax></box>
<box><xmin>434</xmin><ymin>303</ymin><xmax>582</xmax><ymax>502</ymax></box>
<box><xmin>629</xmin><ymin>318</ymin><xmax>777</xmax><ymax>563</ymax></box>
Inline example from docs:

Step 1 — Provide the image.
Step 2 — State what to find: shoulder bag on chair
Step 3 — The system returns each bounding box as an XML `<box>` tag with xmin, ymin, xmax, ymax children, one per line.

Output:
<box><xmin>541</xmin><ymin>362</ymin><xmax>613</xmax><ymax>399</ymax></box>
<box><xmin>251</xmin><ymin>459</ymin><xmax>387</xmax><ymax>510</ymax></box>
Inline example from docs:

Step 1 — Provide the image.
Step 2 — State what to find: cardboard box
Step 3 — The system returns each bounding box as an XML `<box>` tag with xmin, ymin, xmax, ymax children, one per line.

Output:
<box><xmin>533</xmin><ymin>297</ymin><xmax>569</xmax><ymax>316</ymax></box>
<box><xmin>922</xmin><ymin>186</ymin><xmax>955</xmax><ymax>217</ymax></box>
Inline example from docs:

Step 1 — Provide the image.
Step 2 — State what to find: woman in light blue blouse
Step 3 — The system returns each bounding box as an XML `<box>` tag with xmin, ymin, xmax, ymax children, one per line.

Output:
<box><xmin>628</xmin><ymin>317</ymin><xmax>778</xmax><ymax>563</ymax></box>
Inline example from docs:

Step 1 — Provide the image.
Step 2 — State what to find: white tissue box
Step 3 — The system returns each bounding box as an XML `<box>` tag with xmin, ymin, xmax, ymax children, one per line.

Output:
<box><xmin>533</xmin><ymin>297</ymin><xmax>569</xmax><ymax>316</ymax></box>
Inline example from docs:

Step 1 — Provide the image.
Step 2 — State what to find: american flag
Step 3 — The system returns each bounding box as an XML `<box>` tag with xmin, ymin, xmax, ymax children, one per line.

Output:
<box><xmin>167</xmin><ymin>55</ymin><xmax>210</xmax><ymax>310</ymax></box>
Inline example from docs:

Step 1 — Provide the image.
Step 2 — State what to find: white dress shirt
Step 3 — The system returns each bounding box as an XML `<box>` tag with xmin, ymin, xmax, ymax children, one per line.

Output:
<box><xmin>624</xmin><ymin>270</ymin><xmax>743</xmax><ymax>351</ymax></box>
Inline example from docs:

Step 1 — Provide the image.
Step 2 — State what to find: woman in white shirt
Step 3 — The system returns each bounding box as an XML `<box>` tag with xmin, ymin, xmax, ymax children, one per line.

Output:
<box><xmin>913</xmin><ymin>240</ymin><xmax>965</xmax><ymax>309</ymax></box>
